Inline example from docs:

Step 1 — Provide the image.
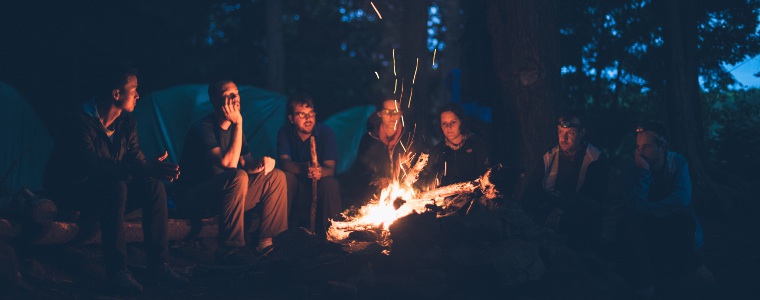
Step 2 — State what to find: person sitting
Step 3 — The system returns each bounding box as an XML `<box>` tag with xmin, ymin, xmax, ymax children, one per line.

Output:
<box><xmin>276</xmin><ymin>94</ymin><xmax>341</xmax><ymax>236</ymax></box>
<box><xmin>174</xmin><ymin>79</ymin><xmax>288</xmax><ymax>263</ymax></box>
<box><xmin>619</xmin><ymin>122</ymin><xmax>704</xmax><ymax>296</ymax></box>
<box><xmin>424</xmin><ymin>103</ymin><xmax>492</xmax><ymax>188</ymax></box>
<box><xmin>43</xmin><ymin>66</ymin><xmax>187</xmax><ymax>293</ymax></box>
<box><xmin>522</xmin><ymin>112</ymin><xmax>608</xmax><ymax>251</ymax></box>
<box><xmin>345</xmin><ymin>98</ymin><xmax>418</xmax><ymax>204</ymax></box>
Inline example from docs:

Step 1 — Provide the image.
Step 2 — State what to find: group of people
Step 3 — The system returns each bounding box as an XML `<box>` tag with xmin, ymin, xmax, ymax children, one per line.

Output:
<box><xmin>41</xmin><ymin>66</ymin><xmax>703</xmax><ymax>295</ymax></box>
<box><xmin>43</xmin><ymin>68</ymin><xmax>342</xmax><ymax>293</ymax></box>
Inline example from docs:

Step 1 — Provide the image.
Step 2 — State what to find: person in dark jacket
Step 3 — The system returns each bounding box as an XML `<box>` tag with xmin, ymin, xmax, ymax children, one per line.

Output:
<box><xmin>522</xmin><ymin>112</ymin><xmax>608</xmax><ymax>251</ymax></box>
<box><xmin>619</xmin><ymin>122</ymin><xmax>705</xmax><ymax>297</ymax></box>
<box><xmin>44</xmin><ymin>66</ymin><xmax>187</xmax><ymax>293</ymax></box>
<box><xmin>424</xmin><ymin>103</ymin><xmax>492</xmax><ymax>188</ymax></box>
<box><xmin>345</xmin><ymin>98</ymin><xmax>420</xmax><ymax>205</ymax></box>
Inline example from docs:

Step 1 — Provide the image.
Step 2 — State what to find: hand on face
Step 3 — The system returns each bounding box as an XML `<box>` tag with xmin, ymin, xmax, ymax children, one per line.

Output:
<box><xmin>261</xmin><ymin>156</ymin><xmax>276</xmax><ymax>175</ymax></box>
<box><xmin>222</xmin><ymin>96</ymin><xmax>243</xmax><ymax>125</ymax></box>
<box><xmin>634</xmin><ymin>148</ymin><xmax>650</xmax><ymax>170</ymax></box>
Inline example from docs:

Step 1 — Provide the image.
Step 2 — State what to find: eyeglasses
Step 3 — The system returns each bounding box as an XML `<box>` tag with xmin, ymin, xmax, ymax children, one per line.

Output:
<box><xmin>635</xmin><ymin>126</ymin><xmax>667</xmax><ymax>144</ymax></box>
<box><xmin>294</xmin><ymin>111</ymin><xmax>316</xmax><ymax>119</ymax></box>
<box><xmin>380</xmin><ymin>109</ymin><xmax>401</xmax><ymax>116</ymax></box>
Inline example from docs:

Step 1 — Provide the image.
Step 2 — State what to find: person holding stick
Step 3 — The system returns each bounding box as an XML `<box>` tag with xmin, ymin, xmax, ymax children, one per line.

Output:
<box><xmin>277</xmin><ymin>94</ymin><xmax>341</xmax><ymax>236</ymax></box>
<box><xmin>175</xmin><ymin>79</ymin><xmax>288</xmax><ymax>263</ymax></box>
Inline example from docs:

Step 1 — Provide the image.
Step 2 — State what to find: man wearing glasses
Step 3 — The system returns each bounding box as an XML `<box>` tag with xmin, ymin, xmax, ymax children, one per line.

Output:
<box><xmin>175</xmin><ymin>80</ymin><xmax>288</xmax><ymax>263</ymax></box>
<box><xmin>522</xmin><ymin>112</ymin><xmax>607</xmax><ymax>251</ymax></box>
<box><xmin>276</xmin><ymin>94</ymin><xmax>341</xmax><ymax>236</ymax></box>
<box><xmin>620</xmin><ymin>122</ymin><xmax>704</xmax><ymax>297</ymax></box>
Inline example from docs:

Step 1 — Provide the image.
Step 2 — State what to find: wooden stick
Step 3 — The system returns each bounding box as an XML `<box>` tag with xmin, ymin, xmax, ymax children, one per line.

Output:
<box><xmin>309</xmin><ymin>136</ymin><xmax>319</xmax><ymax>233</ymax></box>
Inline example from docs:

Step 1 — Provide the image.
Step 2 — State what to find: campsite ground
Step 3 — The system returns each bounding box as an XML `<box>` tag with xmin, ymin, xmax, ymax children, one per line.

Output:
<box><xmin>6</xmin><ymin>204</ymin><xmax>759</xmax><ymax>299</ymax></box>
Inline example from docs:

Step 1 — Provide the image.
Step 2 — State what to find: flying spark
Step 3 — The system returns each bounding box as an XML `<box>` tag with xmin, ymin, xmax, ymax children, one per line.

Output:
<box><xmin>407</xmin><ymin>87</ymin><xmax>413</xmax><ymax>108</ymax></box>
<box><xmin>394</xmin><ymin>78</ymin><xmax>398</xmax><ymax>93</ymax></box>
<box><xmin>370</xmin><ymin>2</ymin><xmax>383</xmax><ymax>19</ymax></box>
<box><xmin>375</xmin><ymin>71</ymin><xmax>380</xmax><ymax>79</ymax></box>
<box><xmin>392</xmin><ymin>48</ymin><xmax>396</xmax><ymax>76</ymax></box>
<box><xmin>413</xmin><ymin>58</ymin><xmax>419</xmax><ymax>84</ymax></box>
<box><xmin>432</xmin><ymin>49</ymin><xmax>437</xmax><ymax>67</ymax></box>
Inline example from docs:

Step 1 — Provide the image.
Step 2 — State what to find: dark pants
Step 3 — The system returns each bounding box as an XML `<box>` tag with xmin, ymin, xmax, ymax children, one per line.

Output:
<box><xmin>51</xmin><ymin>177</ymin><xmax>169</xmax><ymax>272</ymax></box>
<box><xmin>284</xmin><ymin>172</ymin><xmax>342</xmax><ymax>235</ymax></box>
<box><xmin>522</xmin><ymin>192</ymin><xmax>603</xmax><ymax>251</ymax></box>
<box><xmin>176</xmin><ymin>169</ymin><xmax>288</xmax><ymax>247</ymax></box>
<box><xmin>618</xmin><ymin>209</ymin><xmax>698</xmax><ymax>286</ymax></box>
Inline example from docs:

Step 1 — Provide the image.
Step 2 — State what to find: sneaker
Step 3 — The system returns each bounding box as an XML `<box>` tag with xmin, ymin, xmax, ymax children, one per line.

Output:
<box><xmin>254</xmin><ymin>245</ymin><xmax>275</xmax><ymax>259</ymax></box>
<box><xmin>215</xmin><ymin>247</ymin><xmax>257</xmax><ymax>265</ymax></box>
<box><xmin>150</xmin><ymin>263</ymin><xmax>190</xmax><ymax>287</ymax></box>
<box><xmin>107</xmin><ymin>269</ymin><xmax>143</xmax><ymax>294</ymax></box>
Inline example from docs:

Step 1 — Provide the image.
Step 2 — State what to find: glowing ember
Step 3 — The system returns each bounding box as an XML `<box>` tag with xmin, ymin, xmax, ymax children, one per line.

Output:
<box><xmin>407</xmin><ymin>87</ymin><xmax>413</xmax><ymax>108</ymax></box>
<box><xmin>375</xmin><ymin>71</ymin><xmax>380</xmax><ymax>79</ymax></box>
<box><xmin>413</xmin><ymin>57</ymin><xmax>419</xmax><ymax>84</ymax></box>
<box><xmin>432</xmin><ymin>49</ymin><xmax>437</xmax><ymax>67</ymax></box>
<box><xmin>392</xmin><ymin>48</ymin><xmax>396</xmax><ymax>76</ymax></box>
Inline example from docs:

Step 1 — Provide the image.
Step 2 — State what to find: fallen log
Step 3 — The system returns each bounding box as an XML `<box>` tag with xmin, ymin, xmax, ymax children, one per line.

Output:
<box><xmin>0</xmin><ymin>219</ymin><xmax>20</xmax><ymax>240</ymax></box>
<box><xmin>0</xmin><ymin>189</ymin><xmax>57</xmax><ymax>225</ymax></box>
<box><xmin>13</xmin><ymin>217</ymin><xmax>219</xmax><ymax>245</ymax></box>
<box><xmin>417</xmin><ymin>168</ymin><xmax>499</xmax><ymax>204</ymax></box>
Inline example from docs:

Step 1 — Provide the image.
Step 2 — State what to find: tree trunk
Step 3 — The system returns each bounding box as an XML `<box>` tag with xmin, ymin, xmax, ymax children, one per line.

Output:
<box><xmin>266</xmin><ymin>0</ymin><xmax>284</xmax><ymax>93</ymax></box>
<box><xmin>662</xmin><ymin>0</ymin><xmax>735</xmax><ymax>219</ymax></box>
<box><xmin>487</xmin><ymin>0</ymin><xmax>560</xmax><ymax>199</ymax></box>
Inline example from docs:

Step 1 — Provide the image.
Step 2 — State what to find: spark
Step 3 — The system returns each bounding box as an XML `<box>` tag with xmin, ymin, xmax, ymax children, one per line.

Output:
<box><xmin>435</xmin><ymin>178</ymin><xmax>440</xmax><ymax>187</ymax></box>
<box><xmin>394</xmin><ymin>99</ymin><xmax>399</xmax><ymax>112</ymax></box>
<box><xmin>400</xmin><ymin>162</ymin><xmax>407</xmax><ymax>178</ymax></box>
<box><xmin>432</xmin><ymin>49</ymin><xmax>437</xmax><ymax>67</ymax></box>
<box><xmin>413</xmin><ymin>58</ymin><xmax>419</xmax><ymax>84</ymax></box>
<box><xmin>375</xmin><ymin>71</ymin><xmax>380</xmax><ymax>79</ymax></box>
<box><xmin>394</xmin><ymin>119</ymin><xmax>398</xmax><ymax>131</ymax></box>
<box><xmin>394</xmin><ymin>78</ymin><xmax>398</xmax><ymax>93</ymax></box>
<box><xmin>370</xmin><ymin>2</ymin><xmax>383</xmax><ymax>19</ymax></box>
<box><xmin>401</xmin><ymin>115</ymin><xmax>405</xmax><ymax>127</ymax></box>
<box><xmin>392</xmin><ymin>49</ymin><xmax>396</xmax><ymax>76</ymax></box>
<box><xmin>400</xmin><ymin>140</ymin><xmax>407</xmax><ymax>152</ymax></box>
<box><xmin>407</xmin><ymin>87</ymin><xmax>413</xmax><ymax>108</ymax></box>
<box><xmin>399</xmin><ymin>78</ymin><xmax>404</xmax><ymax>102</ymax></box>
<box><xmin>444</xmin><ymin>161</ymin><xmax>447</xmax><ymax>176</ymax></box>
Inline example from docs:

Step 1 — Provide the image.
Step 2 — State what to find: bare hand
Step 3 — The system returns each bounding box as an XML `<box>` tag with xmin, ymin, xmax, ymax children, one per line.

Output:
<box><xmin>308</xmin><ymin>165</ymin><xmax>322</xmax><ymax>180</ymax></box>
<box><xmin>147</xmin><ymin>151</ymin><xmax>180</xmax><ymax>182</ymax></box>
<box><xmin>222</xmin><ymin>97</ymin><xmax>243</xmax><ymax>125</ymax></box>
<box><xmin>261</xmin><ymin>156</ymin><xmax>276</xmax><ymax>175</ymax></box>
<box><xmin>634</xmin><ymin>149</ymin><xmax>649</xmax><ymax>170</ymax></box>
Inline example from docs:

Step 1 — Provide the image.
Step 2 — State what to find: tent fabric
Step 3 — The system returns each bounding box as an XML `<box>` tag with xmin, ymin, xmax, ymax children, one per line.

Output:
<box><xmin>0</xmin><ymin>82</ymin><xmax>53</xmax><ymax>193</ymax></box>
<box><xmin>134</xmin><ymin>84</ymin><xmax>287</xmax><ymax>164</ymax></box>
<box><xmin>135</xmin><ymin>84</ymin><xmax>375</xmax><ymax>175</ymax></box>
<box><xmin>323</xmin><ymin>105</ymin><xmax>376</xmax><ymax>174</ymax></box>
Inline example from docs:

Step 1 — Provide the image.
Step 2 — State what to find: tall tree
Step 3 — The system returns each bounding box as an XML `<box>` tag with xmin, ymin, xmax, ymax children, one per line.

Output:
<box><xmin>266</xmin><ymin>0</ymin><xmax>285</xmax><ymax>92</ymax></box>
<box><xmin>487</xmin><ymin>0</ymin><xmax>560</xmax><ymax>198</ymax></box>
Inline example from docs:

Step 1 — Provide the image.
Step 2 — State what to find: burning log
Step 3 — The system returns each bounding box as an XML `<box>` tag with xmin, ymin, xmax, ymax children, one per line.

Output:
<box><xmin>402</xmin><ymin>153</ymin><xmax>428</xmax><ymax>188</ymax></box>
<box><xmin>417</xmin><ymin>168</ymin><xmax>499</xmax><ymax>204</ymax></box>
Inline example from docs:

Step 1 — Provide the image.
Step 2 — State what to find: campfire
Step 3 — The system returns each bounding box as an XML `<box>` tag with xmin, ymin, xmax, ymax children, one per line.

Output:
<box><xmin>327</xmin><ymin>153</ymin><xmax>499</xmax><ymax>242</ymax></box>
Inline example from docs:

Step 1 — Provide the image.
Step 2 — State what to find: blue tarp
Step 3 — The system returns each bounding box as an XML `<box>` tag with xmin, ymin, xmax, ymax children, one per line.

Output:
<box><xmin>135</xmin><ymin>84</ymin><xmax>374</xmax><ymax>174</ymax></box>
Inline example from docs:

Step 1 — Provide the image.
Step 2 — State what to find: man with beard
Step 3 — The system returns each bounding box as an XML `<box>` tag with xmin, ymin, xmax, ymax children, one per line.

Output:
<box><xmin>619</xmin><ymin>122</ymin><xmax>705</xmax><ymax>297</ymax></box>
<box><xmin>277</xmin><ymin>94</ymin><xmax>341</xmax><ymax>235</ymax></box>
<box><xmin>522</xmin><ymin>112</ymin><xmax>608</xmax><ymax>251</ymax></box>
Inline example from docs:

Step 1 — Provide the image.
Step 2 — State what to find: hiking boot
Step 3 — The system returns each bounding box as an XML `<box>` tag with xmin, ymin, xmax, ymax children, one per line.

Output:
<box><xmin>107</xmin><ymin>269</ymin><xmax>143</xmax><ymax>294</ymax></box>
<box><xmin>150</xmin><ymin>262</ymin><xmax>190</xmax><ymax>287</ymax></box>
<box><xmin>215</xmin><ymin>247</ymin><xmax>257</xmax><ymax>266</ymax></box>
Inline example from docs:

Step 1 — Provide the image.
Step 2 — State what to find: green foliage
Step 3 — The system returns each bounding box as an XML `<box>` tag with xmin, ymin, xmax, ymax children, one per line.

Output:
<box><xmin>704</xmin><ymin>88</ymin><xmax>760</xmax><ymax>177</ymax></box>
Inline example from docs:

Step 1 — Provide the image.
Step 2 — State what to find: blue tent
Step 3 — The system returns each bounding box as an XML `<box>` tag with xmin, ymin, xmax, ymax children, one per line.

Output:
<box><xmin>134</xmin><ymin>84</ymin><xmax>374</xmax><ymax>174</ymax></box>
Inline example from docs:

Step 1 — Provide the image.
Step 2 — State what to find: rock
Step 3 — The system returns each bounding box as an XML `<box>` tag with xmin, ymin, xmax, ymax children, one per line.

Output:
<box><xmin>388</xmin><ymin>212</ymin><xmax>442</xmax><ymax>269</ymax></box>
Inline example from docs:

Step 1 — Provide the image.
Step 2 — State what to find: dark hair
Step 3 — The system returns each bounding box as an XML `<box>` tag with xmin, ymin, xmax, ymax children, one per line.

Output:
<box><xmin>375</xmin><ymin>97</ymin><xmax>401</xmax><ymax>112</ymax></box>
<box><xmin>437</xmin><ymin>103</ymin><xmax>469</xmax><ymax>135</ymax></box>
<box><xmin>207</xmin><ymin>79</ymin><xmax>234</xmax><ymax>103</ymax></box>
<box><xmin>636</xmin><ymin>121</ymin><xmax>669</xmax><ymax>146</ymax></box>
<box><xmin>287</xmin><ymin>93</ymin><xmax>315</xmax><ymax>115</ymax></box>
<box><xmin>96</xmin><ymin>64</ymin><xmax>138</xmax><ymax>96</ymax></box>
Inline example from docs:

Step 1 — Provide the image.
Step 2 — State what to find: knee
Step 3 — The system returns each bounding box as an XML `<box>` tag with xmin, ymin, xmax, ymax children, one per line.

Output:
<box><xmin>284</xmin><ymin>170</ymin><xmax>298</xmax><ymax>185</ymax></box>
<box><xmin>225</xmin><ymin>169</ymin><xmax>249</xmax><ymax>190</ymax></box>
<box><xmin>268</xmin><ymin>168</ymin><xmax>286</xmax><ymax>185</ymax></box>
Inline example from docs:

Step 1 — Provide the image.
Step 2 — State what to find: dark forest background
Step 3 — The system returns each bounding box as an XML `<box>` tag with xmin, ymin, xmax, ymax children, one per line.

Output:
<box><xmin>1</xmin><ymin>0</ymin><xmax>759</xmax><ymax>218</ymax></box>
<box><xmin>2</xmin><ymin>0</ymin><xmax>760</xmax><ymax>297</ymax></box>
